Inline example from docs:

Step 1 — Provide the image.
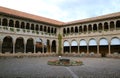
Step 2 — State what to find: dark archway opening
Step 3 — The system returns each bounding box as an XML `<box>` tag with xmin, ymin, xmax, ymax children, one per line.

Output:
<box><xmin>79</xmin><ymin>46</ymin><xmax>87</xmax><ymax>53</ymax></box>
<box><xmin>15</xmin><ymin>37</ymin><xmax>24</xmax><ymax>53</ymax></box>
<box><xmin>2</xmin><ymin>36</ymin><xmax>13</xmax><ymax>53</ymax></box>
<box><xmin>99</xmin><ymin>45</ymin><xmax>108</xmax><ymax>57</ymax></box>
<box><xmin>26</xmin><ymin>38</ymin><xmax>34</xmax><ymax>53</ymax></box>
<box><xmin>51</xmin><ymin>40</ymin><xmax>56</xmax><ymax>53</ymax></box>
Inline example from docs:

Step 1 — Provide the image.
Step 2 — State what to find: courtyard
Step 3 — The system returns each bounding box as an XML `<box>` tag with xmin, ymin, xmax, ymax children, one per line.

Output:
<box><xmin>0</xmin><ymin>57</ymin><xmax>120</xmax><ymax>78</ymax></box>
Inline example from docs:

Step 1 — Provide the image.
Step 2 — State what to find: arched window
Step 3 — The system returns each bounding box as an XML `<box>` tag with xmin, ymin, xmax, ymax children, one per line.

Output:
<box><xmin>54</xmin><ymin>28</ymin><xmax>57</xmax><ymax>34</ymax></box>
<box><xmin>79</xmin><ymin>26</ymin><xmax>82</xmax><ymax>32</ymax></box>
<box><xmin>26</xmin><ymin>23</ymin><xmax>30</xmax><ymax>29</ymax></box>
<box><xmin>15</xmin><ymin>21</ymin><xmax>19</xmax><ymax>28</ymax></box>
<box><xmin>93</xmin><ymin>24</ymin><xmax>97</xmax><ymax>31</ymax></box>
<box><xmin>111</xmin><ymin>37</ymin><xmax>120</xmax><ymax>45</ymax></box>
<box><xmin>80</xmin><ymin>39</ymin><xmax>87</xmax><ymax>46</ymax></box>
<box><xmin>89</xmin><ymin>39</ymin><xmax>97</xmax><ymax>46</ymax></box>
<box><xmin>99</xmin><ymin>38</ymin><xmax>108</xmax><ymax>45</ymax></box>
<box><xmin>84</xmin><ymin>25</ymin><xmax>87</xmax><ymax>32</ymax></box>
<box><xmin>31</xmin><ymin>24</ymin><xmax>34</xmax><ymax>30</ymax></box>
<box><xmin>40</xmin><ymin>25</ymin><xmax>43</xmax><ymax>31</ymax></box>
<box><xmin>44</xmin><ymin>26</ymin><xmax>46</xmax><ymax>32</ymax></box>
<box><xmin>9</xmin><ymin>20</ymin><xmax>14</xmax><ymax>27</ymax></box>
<box><xmin>48</xmin><ymin>27</ymin><xmax>50</xmax><ymax>33</ymax></box>
<box><xmin>75</xmin><ymin>26</ymin><xmax>78</xmax><ymax>33</ymax></box>
<box><xmin>21</xmin><ymin>22</ymin><xmax>25</xmax><ymax>29</ymax></box>
<box><xmin>116</xmin><ymin>20</ymin><xmax>120</xmax><ymax>29</ymax></box>
<box><xmin>110</xmin><ymin>21</ymin><xmax>114</xmax><ymax>30</ymax></box>
<box><xmin>64</xmin><ymin>41</ymin><xmax>70</xmax><ymax>46</ymax></box>
<box><xmin>98</xmin><ymin>23</ymin><xmax>102</xmax><ymax>31</ymax></box>
<box><xmin>51</xmin><ymin>28</ymin><xmax>53</xmax><ymax>33</ymax></box>
<box><xmin>71</xmin><ymin>27</ymin><xmax>74</xmax><ymax>33</ymax></box>
<box><xmin>63</xmin><ymin>28</ymin><xmax>66</xmax><ymax>34</ymax></box>
<box><xmin>36</xmin><ymin>24</ymin><xmax>39</xmax><ymax>31</ymax></box>
<box><xmin>88</xmin><ymin>24</ymin><xmax>92</xmax><ymax>32</ymax></box>
<box><xmin>67</xmin><ymin>28</ymin><xmax>70</xmax><ymax>33</ymax></box>
<box><xmin>104</xmin><ymin>22</ymin><xmax>109</xmax><ymax>31</ymax></box>
<box><xmin>2</xmin><ymin>18</ymin><xmax>8</xmax><ymax>26</ymax></box>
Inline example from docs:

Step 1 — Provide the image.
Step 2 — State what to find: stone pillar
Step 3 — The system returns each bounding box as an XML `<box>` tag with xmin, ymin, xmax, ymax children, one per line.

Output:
<box><xmin>34</xmin><ymin>43</ymin><xmax>36</xmax><ymax>53</ymax></box>
<box><xmin>70</xmin><ymin>45</ymin><xmax>71</xmax><ymax>53</ymax></box>
<box><xmin>42</xmin><ymin>44</ymin><xmax>44</xmax><ymax>53</ymax></box>
<box><xmin>0</xmin><ymin>40</ymin><xmax>2</xmax><ymax>53</ymax></box>
<box><xmin>24</xmin><ymin>39</ymin><xmax>27</xmax><ymax>54</ymax></box>
<box><xmin>108</xmin><ymin>43</ymin><xmax>111</xmax><ymax>55</ymax></box>
<box><xmin>24</xmin><ymin>43</ymin><xmax>26</xmax><ymax>54</ymax></box>
<box><xmin>13</xmin><ymin>41</ymin><xmax>15</xmax><ymax>54</ymax></box>
<box><xmin>78</xmin><ymin>45</ymin><xmax>79</xmax><ymax>53</ymax></box>
<box><xmin>87</xmin><ymin>45</ymin><xmax>89</xmax><ymax>54</ymax></box>
<box><xmin>97</xmin><ymin>44</ymin><xmax>99</xmax><ymax>54</ymax></box>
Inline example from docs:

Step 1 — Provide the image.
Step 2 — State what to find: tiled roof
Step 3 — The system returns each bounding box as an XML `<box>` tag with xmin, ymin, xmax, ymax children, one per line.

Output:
<box><xmin>0</xmin><ymin>6</ymin><xmax>120</xmax><ymax>26</ymax></box>
<box><xmin>64</xmin><ymin>12</ymin><xmax>120</xmax><ymax>25</ymax></box>
<box><xmin>0</xmin><ymin>6</ymin><xmax>64</xmax><ymax>26</ymax></box>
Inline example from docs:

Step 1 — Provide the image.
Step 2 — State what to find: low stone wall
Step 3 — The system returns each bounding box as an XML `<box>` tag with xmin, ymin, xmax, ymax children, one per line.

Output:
<box><xmin>0</xmin><ymin>52</ymin><xmax>120</xmax><ymax>58</ymax></box>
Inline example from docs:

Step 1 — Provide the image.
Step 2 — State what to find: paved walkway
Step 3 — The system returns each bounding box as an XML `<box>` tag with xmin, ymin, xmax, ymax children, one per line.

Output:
<box><xmin>66</xmin><ymin>67</ymin><xmax>79</xmax><ymax>78</ymax></box>
<box><xmin>0</xmin><ymin>57</ymin><xmax>120</xmax><ymax>78</ymax></box>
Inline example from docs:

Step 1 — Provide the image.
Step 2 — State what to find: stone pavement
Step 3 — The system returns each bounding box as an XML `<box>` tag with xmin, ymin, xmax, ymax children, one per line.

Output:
<box><xmin>0</xmin><ymin>57</ymin><xmax>120</xmax><ymax>78</ymax></box>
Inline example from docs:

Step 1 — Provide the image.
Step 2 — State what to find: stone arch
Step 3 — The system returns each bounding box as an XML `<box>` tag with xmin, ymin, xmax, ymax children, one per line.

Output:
<box><xmin>104</xmin><ymin>22</ymin><xmax>109</xmax><ymax>31</ymax></box>
<box><xmin>71</xmin><ymin>40</ymin><xmax>78</xmax><ymax>53</ymax></box>
<box><xmin>63</xmin><ymin>28</ymin><xmax>66</xmax><ymax>34</ymax></box>
<box><xmin>48</xmin><ymin>27</ymin><xmax>50</xmax><ymax>33</ymax></box>
<box><xmin>79</xmin><ymin>39</ymin><xmax>87</xmax><ymax>53</ymax></box>
<box><xmin>99</xmin><ymin>38</ymin><xmax>108</xmax><ymax>57</ymax></box>
<box><xmin>36</xmin><ymin>38</ymin><xmax>43</xmax><ymax>53</ymax></box>
<box><xmin>44</xmin><ymin>26</ymin><xmax>46</xmax><ymax>32</ymax></box>
<box><xmin>116</xmin><ymin>20</ymin><xmax>120</xmax><ymax>29</ymax></box>
<box><xmin>26</xmin><ymin>23</ymin><xmax>30</xmax><ymax>29</ymax></box>
<box><xmin>36</xmin><ymin>24</ymin><xmax>39</xmax><ymax>31</ymax></box>
<box><xmin>21</xmin><ymin>22</ymin><xmax>25</xmax><ymax>29</ymax></box>
<box><xmin>93</xmin><ymin>24</ymin><xmax>97</xmax><ymax>31</ymax></box>
<box><xmin>110</xmin><ymin>21</ymin><xmax>115</xmax><ymax>30</ymax></box>
<box><xmin>79</xmin><ymin>26</ymin><xmax>82</xmax><ymax>32</ymax></box>
<box><xmin>83</xmin><ymin>25</ymin><xmax>87</xmax><ymax>32</ymax></box>
<box><xmin>88</xmin><ymin>24</ymin><xmax>92</xmax><ymax>32</ymax></box>
<box><xmin>51</xmin><ymin>40</ymin><xmax>56</xmax><ymax>53</ymax></box>
<box><xmin>2</xmin><ymin>36</ymin><xmax>13</xmax><ymax>53</ymax></box>
<box><xmin>63</xmin><ymin>40</ymin><xmax>70</xmax><ymax>53</ymax></box>
<box><xmin>31</xmin><ymin>24</ymin><xmax>34</xmax><ymax>30</ymax></box>
<box><xmin>71</xmin><ymin>27</ymin><xmax>74</xmax><ymax>33</ymax></box>
<box><xmin>54</xmin><ymin>28</ymin><xmax>57</xmax><ymax>34</ymax></box>
<box><xmin>9</xmin><ymin>19</ymin><xmax>14</xmax><ymax>27</ymax></box>
<box><xmin>26</xmin><ymin>38</ymin><xmax>34</xmax><ymax>53</ymax></box>
<box><xmin>2</xmin><ymin>18</ymin><xmax>8</xmax><ymax>26</ymax></box>
<box><xmin>110</xmin><ymin>37</ymin><xmax>120</xmax><ymax>54</ymax></box>
<box><xmin>75</xmin><ymin>26</ymin><xmax>78</xmax><ymax>33</ymax></box>
<box><xmin>15</xmin><ymin>21</ymin><xmax>20</xmax><ymax>28</ymax></box>
<box><xmin>51</xmin><ymin>27</ymin><xmax>53</xmax><ymax>33</ymax></box>
<box><xmin>89</xmin><ymin>38</ymin><xmax>97</xmax><ymax>53</ymax></box>
<box><xmin>67</xmin><ymin>28</ymin><xmax>70</xmax><ymax>34</ymax></box>
<box><xmin>40</xmin><ymin>25</ymin><xmax>43</xmax><ymax>31</ymax></box>
<box><xmin>15</xmin><ymin>37</ymin><xmax>24</xmax><ymax>53</ymax></box>
<box><xmin>98</xmin><ymin>23</ymin><xmax>103</xmax><ymax>31</ymax></box>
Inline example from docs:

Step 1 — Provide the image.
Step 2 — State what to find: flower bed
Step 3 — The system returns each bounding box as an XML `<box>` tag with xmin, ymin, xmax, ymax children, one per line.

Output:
<box><xmin>48</xmin><ymin>59</ymin><xmax>83</xmax><ymax>66</ymax></box>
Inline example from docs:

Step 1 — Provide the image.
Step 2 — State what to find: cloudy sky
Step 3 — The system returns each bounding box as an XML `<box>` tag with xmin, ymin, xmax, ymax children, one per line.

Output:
<box><xmin>0</xmin><ymin>0</ymin><xmax>120</xmax><ymax>22</ymax></box>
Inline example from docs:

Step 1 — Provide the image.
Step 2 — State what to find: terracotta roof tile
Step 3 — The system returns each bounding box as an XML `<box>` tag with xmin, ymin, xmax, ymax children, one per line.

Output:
<box><xmin>0</xmin><ymin>6</ymin><xmax>64</xmax><ymax>26</ymax></box>
<box><xmin>64</xmin><ymin>12</ymin><xmax>120</xmax><ymax>25</ymax></box>
<box><xmin>0</xmin><ymin>6</ymin><xmax>120</xmax><ymax>26</ymax></box>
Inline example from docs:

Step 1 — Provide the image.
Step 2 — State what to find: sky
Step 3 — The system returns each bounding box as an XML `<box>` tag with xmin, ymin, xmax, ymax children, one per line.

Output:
<box><xmin>0</xmin><ymin>0</ymin><xmax>120</xmax><ymax>22</ymax></box>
